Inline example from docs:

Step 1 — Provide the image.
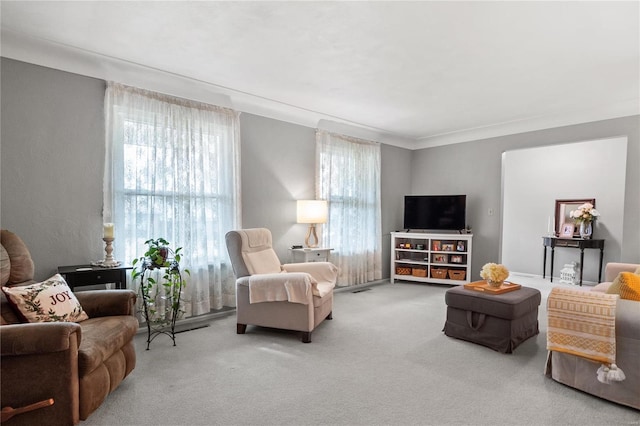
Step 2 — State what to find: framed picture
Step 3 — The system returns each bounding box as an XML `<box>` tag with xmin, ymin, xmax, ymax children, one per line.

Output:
<box><xmin>442</xmin><ymin>243</ymin><xmax>455</xmax><ymax>252</ymax></box>
<box><xmin>559</xmin><ymin>222</ymin><xmax>575</xmax><ymax>238</ymax></box>
<box><xmin>432</xmin><ymin>241</ymin><xmax>441</xmax><ymax>251</ymax></box>
<box><xmin>450</xmin><ymin>255</ymin><xmax>463</xmax><ymax>263</ymax></box>
<box><xmin>555</xmin><ymin>198</ymin><xmax>595</xmax><ymax>237</ymax></box>
<box><xmin>456</xmin><ymin>241</ymin><xmax>466</xmax><ymax>251</ymax></box>
<box><xmin>433</xmin><ymin>254</ymin><xmax>448</xmax><ymax>263</ymax></box>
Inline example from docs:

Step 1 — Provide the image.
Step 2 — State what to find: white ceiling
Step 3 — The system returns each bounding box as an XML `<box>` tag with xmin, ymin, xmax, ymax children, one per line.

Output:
<box><xmin>1</xmin><ymin>1</ymin><xmax>639</xmax><ymax>149</ymax></box>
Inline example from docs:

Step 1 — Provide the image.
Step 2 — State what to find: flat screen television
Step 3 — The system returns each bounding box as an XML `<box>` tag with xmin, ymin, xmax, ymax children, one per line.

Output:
<box><xmin>403</xmin><ymin>195</ymin><xmax>466</xmax><ymax>231</ymax></box>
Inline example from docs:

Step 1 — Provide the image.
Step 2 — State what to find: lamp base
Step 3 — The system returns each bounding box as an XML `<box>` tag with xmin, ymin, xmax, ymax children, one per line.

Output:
<box><xmin>305</xmin><ymin>224</ymin><xmax>320</xmax><ymax>248</ymax></box>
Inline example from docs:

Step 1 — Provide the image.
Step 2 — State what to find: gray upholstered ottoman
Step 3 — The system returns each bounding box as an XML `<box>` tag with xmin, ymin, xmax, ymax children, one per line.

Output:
<box><xmin>443</xmin><ymin>285</ymin><xmax>541</xmax><ymax>353</ymax></box>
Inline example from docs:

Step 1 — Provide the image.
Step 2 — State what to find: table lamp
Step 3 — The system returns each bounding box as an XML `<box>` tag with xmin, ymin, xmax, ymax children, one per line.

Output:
<box><xmin>297</xmin><ymin>200</ymin><xmax>328</xmax><ymax>248</ymax></box>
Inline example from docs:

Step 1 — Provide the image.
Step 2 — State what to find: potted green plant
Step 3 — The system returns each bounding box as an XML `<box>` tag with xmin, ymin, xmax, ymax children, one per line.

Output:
<box><xmin>131</xmin><ymin>238</ymin><xmax>190</xmax><ymax>350</ymax></box>
<box><xmin>140</xmin><ymin>238</ymin><xmax>170</xmax><ymax>268</ymax></box>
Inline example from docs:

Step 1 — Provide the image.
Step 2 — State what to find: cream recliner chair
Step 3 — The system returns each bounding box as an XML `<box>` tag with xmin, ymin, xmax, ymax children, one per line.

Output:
<box><xmin>225</xmin><ymin>228</ymin><xmax>337</xmax><ymax>343</ymax></box>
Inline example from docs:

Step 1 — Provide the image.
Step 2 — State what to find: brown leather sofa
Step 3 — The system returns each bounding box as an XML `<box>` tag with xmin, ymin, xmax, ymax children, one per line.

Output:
<box><xmin>0</xmin><ymin>230</ymin><xmax>138</xmax><ymax>425</ymax></box>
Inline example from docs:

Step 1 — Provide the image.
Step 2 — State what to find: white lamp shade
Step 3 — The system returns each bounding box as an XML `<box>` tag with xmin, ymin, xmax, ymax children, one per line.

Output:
<box><xmin>297</xmin><ymin>200</ymin><xmax>328</xmax><ymax>224</ymax></box>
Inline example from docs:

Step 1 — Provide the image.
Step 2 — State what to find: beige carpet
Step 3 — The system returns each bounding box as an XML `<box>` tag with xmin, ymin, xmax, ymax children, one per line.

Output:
<box><xmin>83</xmin><ymin>275</ymin><xmax>639</xmax><ymax>425</ymax></box>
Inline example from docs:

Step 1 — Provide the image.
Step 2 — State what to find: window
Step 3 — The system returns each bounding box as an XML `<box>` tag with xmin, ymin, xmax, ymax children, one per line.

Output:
<box><xmin>316</xmin><ymin>130</ymin><xmax>382</xmax><ymax>285</ymax></box>
<box><xmin>104</xmin><ymin>83</ymin><xmax>240</xmax><ymax>314</ymax></box>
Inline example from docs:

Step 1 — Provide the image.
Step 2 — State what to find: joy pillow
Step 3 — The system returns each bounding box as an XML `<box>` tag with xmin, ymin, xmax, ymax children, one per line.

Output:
<box><xmin>2</xmin><ymin>274</ymin><xmax>89</xmax><ymax>322</ymax></box>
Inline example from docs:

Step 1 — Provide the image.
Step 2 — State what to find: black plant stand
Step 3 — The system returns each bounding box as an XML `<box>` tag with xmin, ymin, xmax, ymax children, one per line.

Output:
<box><xmin>138</xmin><ymin>260</ymin><xmax>185</xmax><ymax>350</ymax></box>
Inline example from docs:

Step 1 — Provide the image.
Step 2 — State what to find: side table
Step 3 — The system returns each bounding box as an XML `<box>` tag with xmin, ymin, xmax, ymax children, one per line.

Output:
<box><xmin>289</xmin><ymin>248</ymin><xmax>333</xmax><ymax>263</ymax></box>
<box><xmin>57</xmin><ymin>264</ymin><xmax>132</xmax><ymax>290</ymax></box>
<box><xmin>541</xmin><ymin>237</ymin><xmax>605</xmax><ymax>285</ymax></box>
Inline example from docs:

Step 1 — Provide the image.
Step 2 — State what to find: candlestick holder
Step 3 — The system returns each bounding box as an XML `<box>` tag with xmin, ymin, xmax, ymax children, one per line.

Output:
<box><xmin>92</xmin><ymin>237</ymin><xmax>121</xmax><ymax>268</ymax></box>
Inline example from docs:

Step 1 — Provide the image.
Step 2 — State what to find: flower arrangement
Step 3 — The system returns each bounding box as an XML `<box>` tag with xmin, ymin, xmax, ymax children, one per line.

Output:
<box><xmin>480</xmin><ymin>263</ymin><xmax>509</xmax><ymax>283</ymax></box>
<box><xmin>569</xmin><ymin>203</ymin><xmax>600</xmax><ymax>224</ymax></box>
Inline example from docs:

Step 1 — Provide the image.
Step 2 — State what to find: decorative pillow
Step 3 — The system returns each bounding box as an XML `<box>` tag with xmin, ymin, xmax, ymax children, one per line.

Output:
<box><xmin>0</xmin><ymin>245</ymin><xmax>10</xmax><ymax>286</ymax></box>
<box><xmin>607</xmin><ymin>269</ymin><xmax>640</xmax><ymax>295</ymax></box>
<box><xmin>2</xmin><ymin>274</ymin><xmax>89</xmax><ymax>322</ymax></box>
<box><xmin>605</xmin><ymin>273</ymin><xmax>625</xmax><ymax>295</ymax></box>
<box><xmin>0</xmin><ymin>230</ymin><xmax>35</xmax><ymax>284</ymax></box>
<box><xmin>618</xmin><ymin>272</ymin><xmax>640</xmax><ymax>301</ymax></box>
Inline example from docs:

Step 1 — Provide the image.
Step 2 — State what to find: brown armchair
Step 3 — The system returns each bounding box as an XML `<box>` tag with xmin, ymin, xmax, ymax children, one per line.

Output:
<box><xmin>0</xmin><ymin>230</ymin><xmax>138</xmax><ymax>425</ymax></box>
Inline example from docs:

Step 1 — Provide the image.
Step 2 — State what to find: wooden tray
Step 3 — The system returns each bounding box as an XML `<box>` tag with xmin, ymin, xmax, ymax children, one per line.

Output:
<box><xmin>464</xmin><ymin>280</ymin><xmax>521</xmax><ymax>294</ymax></box>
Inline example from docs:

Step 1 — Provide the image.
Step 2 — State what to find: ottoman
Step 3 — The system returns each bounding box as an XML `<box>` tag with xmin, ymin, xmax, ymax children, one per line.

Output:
<box><xmin>443</xmin><ymin>285</ymin><xmax>541</xmax><ymax>353</ymax></box>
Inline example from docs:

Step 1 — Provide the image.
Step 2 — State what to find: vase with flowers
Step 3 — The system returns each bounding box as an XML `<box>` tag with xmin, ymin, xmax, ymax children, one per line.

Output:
<box><xmin>480</xmin><ymin>263</ymin><xmax>510</xmax><ymax>288</ymax></box>
<box><xmin>569</xmin><ymin>202</ymin><xmax>600</xmax><ymax>239</ymax></box>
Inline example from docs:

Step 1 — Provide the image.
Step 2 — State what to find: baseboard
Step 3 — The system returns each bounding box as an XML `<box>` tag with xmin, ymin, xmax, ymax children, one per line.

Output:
<box><xmin>136</xmin><ymin>309</ymin><xmax>235</xmax><ymax>335</ymax></box>
<box><xmin>334</xmin><ymin>279</ymin><xmax>388</xmax><ymax>293</ymax></box>
<box><xmin>509</xmin><ymin>271</ymin><xmax>598</xmax><ymax>286</ymax></box>
<box><xmin>134</xmin><ymin>280</ymin><xmax>390</xmax><ymax>334</ymax></box>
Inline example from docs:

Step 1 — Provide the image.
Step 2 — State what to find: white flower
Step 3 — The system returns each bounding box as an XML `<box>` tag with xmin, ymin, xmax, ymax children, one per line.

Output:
<box><xmin>570</xmin><ymin>203</ymin><xmax>600</xmax><ymax>223</ymax></box>
<box><xmin>480</xmin><ymin>263</ymin><xmax>509</xmax><ymax>282</ymax></box>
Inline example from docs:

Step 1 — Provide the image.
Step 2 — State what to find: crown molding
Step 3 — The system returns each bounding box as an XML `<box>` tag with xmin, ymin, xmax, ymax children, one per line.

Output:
<box><xmin>2</xmin><ymin>28</ymin><xmax>637</xmax><ymax>151</ymax></box>
<box><xmin>0</xmin><ymin>29</ymin><xmax>415</xmax><ymax>149</ymax></box>
<box><xmin>316</xmin><ymin>120</ymin><xmax>416</xmax><ymax>149</ymax></box>
<box><xmin>0</xmin><ymin>29</ymin><xmax>235</xmax><ymax>109</ymax></box>
<box><xmin>413</xmin><ymin>99</ymin><xmax>640</xmax><ymax>149</ymax></box>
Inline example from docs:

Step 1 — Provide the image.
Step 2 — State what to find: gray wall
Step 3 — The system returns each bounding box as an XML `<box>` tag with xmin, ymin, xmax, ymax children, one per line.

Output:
<box><xmin>411</xmin><ymin>116</ymin><xmax>640</xmax><ymax>282</ymax></box>
<box><xmin>1</xmin><ymin>58</ymin><xmax>412</xmax><ymax>281</ymax></box>
<box><xmin>380</xmin><ymin>143</ymin><xmax>412</xmax><ymax>278</ymax></box>
<box><xmin>1</xmin><ymin>58</ymin><xmax>107</xmax><ymax>280</ymax></box>
<box><xmin>3</xmin><ymin>58</ymin><xmax>636</xmax><ymax>284</ymax></box>
<box><xmin>239</xmin><ymin>112</ymin><xmax>413</xmax><ymax>276</ymax></box>
<box><xmin>239</xmin><ymin>113</ymin><xmax>316</xmax><ymax>260</ymax></box>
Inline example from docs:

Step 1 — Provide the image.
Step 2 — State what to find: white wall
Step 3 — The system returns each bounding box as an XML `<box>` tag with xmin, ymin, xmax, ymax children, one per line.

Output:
<box><xmin>501</xmin><ymin>137</ymin><xmax>627</xmax><ymax>282</ymax></box>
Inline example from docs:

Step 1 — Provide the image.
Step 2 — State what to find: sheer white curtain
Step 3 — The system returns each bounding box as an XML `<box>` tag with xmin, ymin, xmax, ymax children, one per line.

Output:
<box><xmin>316</xmin><ymin>130</ymin><xmax>382</xmax><ymax>286</ymax></box>
<box><xmin>104</xmin><ymin>82</ymin><xmax>240</xmax><ymax>315</ymax></box>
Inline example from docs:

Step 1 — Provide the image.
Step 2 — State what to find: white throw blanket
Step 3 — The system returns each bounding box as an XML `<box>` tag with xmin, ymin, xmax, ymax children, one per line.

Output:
<box><xmin>248</xmin><ymin>272</ymin><xmax>312</xmax><ymax>305</ymax></box>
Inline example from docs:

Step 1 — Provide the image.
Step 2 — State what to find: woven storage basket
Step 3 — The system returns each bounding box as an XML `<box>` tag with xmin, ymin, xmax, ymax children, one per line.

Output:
<box><xmin>396</xmin><ymin>266</ymin><xmax>412</xmax><ymax>275</ymax></box>
<box><xmin>448</xmin><ymin>270</ymin><xmax>466</xmax><ymax>280</ymax></box>
<box><xmin>430</xmin><ymin>267</ymin><xmax>448</xmax><ymax>279</ymax></box>
<box><xmin>412</xmin><ymin>268</ymin><xmax>427</xmax><ymax>277</ymax></box>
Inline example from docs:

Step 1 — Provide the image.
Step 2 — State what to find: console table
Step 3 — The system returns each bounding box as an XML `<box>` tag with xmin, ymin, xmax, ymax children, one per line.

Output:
<box><xmin>542</xmin><ymin>237</ymin><xmax>605</xmax><ymax>285</ymax></box>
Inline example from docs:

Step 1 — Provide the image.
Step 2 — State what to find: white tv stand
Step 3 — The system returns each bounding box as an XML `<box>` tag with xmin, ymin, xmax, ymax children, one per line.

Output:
<box><xmin>391</xmin><ymin>231</ymin><xmax>473</xmax><ymax>285</ymax></box>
